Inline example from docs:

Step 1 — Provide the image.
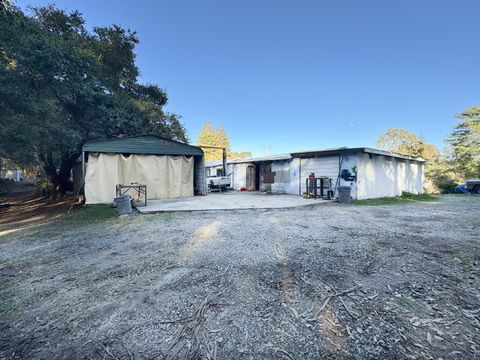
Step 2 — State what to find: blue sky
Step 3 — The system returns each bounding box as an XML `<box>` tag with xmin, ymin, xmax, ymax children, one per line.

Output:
<box><xmin>18</xmin><ymin>0</ymin><xmax>480</xmax><ymax>156</ymax></box>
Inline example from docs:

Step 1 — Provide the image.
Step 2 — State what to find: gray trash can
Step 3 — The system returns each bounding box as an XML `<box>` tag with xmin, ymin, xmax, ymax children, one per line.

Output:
<box><xmin>114</xmin><ymin>195</ymin><xmax>132</xmax><ymax>214</ymax></box>
<box><xmin>338</xmin><ymin>186</ymin><xmax>351</xmax><ymax>204</ymax></box>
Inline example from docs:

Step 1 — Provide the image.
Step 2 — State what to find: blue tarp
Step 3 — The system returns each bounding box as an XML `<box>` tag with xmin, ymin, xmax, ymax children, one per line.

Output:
<box><xmin>455</xmin><ymin>184</ymin><xmax>468</xmax><ymax>193</ymax></box>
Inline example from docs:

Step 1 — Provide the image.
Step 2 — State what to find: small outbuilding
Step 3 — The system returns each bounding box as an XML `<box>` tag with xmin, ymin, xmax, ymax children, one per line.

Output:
<box><xmin>80</xmin><ymin>135</ymin><xmax>205</xmax><ymax>204</ymax></box>
<box><xmin>0</xmin><ymin>169</ymin><xmax>23</xmax><ymax>182</ymax></box>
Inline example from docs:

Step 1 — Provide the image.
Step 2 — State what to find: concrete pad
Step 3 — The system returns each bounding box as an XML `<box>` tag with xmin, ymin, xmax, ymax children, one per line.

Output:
<box><xmin>136</xmin><ymin>191</ymin><xmax>330</xmax><ymax>213</ymax></box>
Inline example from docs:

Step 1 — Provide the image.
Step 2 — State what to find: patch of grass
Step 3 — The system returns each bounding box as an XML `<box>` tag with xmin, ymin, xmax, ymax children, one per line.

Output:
<box><xmin>0</xmin><ymin>283</ymin><xmax>12</xmax><ymax>292</ymax></box>
<box><xmin>0</xmin><ymin>300</ymin><xmax>18</xmax><ymax>317</ymax></box>
<box><xmin>352</xmin><ymin>197</ymin><xmax>405</xmax><ymax>205</ymax></box>
<box><xmin>66</xmin><ymin>204</ymin><xmax>117</xmax><ymax>223</ymax></box>
<box><xmin>160</xmin><ymin>214</ymin><xmax>175</xmax><ymax>222</ymax></box>
<box><xmin>400</xmin><ymin>191</ymin><xmax>438</xmax><ymax>201</ymax></box>
<box><xmin>450</xmin><ymin>275</ymin><xmax>463</xmax><ymax>284</ymax></box>
<box><xmin>31</xmin><ymin>287</ymin><xmax>56</xmax><ymax>299</ymax></box>
<box><xmin>352</xmin><ymin>192</ymin><xmax>439</xmax><ymax>206</ymax></box>
<box><xmin>392</xmin><ymin>295</ymin><xmax>416</xmax><ymax>310</ymax></box>
<box><xmin>137</xmin><ymin>213</ymin><xmax>175</xmax><ymax>223</ymax></box>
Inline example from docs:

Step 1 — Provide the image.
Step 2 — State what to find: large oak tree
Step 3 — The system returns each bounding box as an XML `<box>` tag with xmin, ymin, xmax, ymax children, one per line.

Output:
<box><xmin>0</xmin><ymin>2</ymin><xmax>187</xmax><ymax>194</ymax></box>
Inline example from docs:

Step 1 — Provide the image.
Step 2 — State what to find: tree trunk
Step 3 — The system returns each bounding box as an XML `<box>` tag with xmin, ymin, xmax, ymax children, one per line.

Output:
<box><xmin>57</xmin><ymin>153</ymin><xmax>76</xmax><ymax>195</ymax></box>
<box><xmin>40</xmin><ymin>151</ymin><xmax>79</xmax><ymax>198</ymax></box>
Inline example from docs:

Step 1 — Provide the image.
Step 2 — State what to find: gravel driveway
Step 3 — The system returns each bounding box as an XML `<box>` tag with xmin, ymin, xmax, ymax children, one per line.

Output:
<box><xmin>1</xmin><ymin>195</ymin><xmax>479</xmax><ymax>359</ymax></box>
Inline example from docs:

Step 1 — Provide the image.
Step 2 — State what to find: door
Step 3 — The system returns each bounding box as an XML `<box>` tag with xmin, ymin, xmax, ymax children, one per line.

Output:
<box><xmin>259</xmin><ymin>163</ymin><xmax>273</xmax><ymax>192</ymax></box>
<box><xmin>246</xmin><ymin>165</ymin><xmax>255</xmax><ymax>191</ymax></box>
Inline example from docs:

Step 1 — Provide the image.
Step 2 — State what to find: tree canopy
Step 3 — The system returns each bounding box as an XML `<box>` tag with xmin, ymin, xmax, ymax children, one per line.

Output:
<box><xmin>376</xmin><ymin>128</ymin><xmax>438</xmax><ymax>160</ymax></box>
<box><xmin>376</xmin><ymin>109</ymin><xmax>480</xmax><ymax>193</ymax></box>
<box><xmin>448</xmin><ymin>106</ymin><xmax>480</xmax><ymax>179</ymax></box>
<box><xmin>376</xmin><ymin>128</ymin><xmax>449</xmax><ymax>192</ymax></box>
<box><xmin>0</xmin><ymin>2</ymin><xmax>187</xmax><ymax>194</ymax></box>
<box><xmin>197</xmin><ymin>122</ymin><xmax>251</xmax><ymax>162</ymax></box>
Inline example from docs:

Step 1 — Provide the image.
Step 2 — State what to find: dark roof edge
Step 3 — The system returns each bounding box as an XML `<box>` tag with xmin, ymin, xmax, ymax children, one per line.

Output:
<box><xmin>82</xmin><ymin>134</ymin><xmax>203</xmax><ymax>154</ymax></box>
<box><xmin>362</xmin><ymin>148</ymin><xmax>425</xmax><ymax>162</ymax></box>
<box><xmin>84</xmin><ymin>134</ymin><xmax>199</xmax><ymax>148</ymax></box>
<box><xmin>291</xmin><ymin>147</ymin><xmax>425</xmax><ymax>163</ymax></box>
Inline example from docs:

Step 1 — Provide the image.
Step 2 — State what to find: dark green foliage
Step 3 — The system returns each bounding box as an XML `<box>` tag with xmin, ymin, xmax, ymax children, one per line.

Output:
<box><xmin>448</xmin><ymin>106</ymin><xmax>480</xmax><ymax>180</ymax></box>
<box><xmin>425</xmin><ymin>164</ymin><xmax>458</xmax><ymax>194</ymax></box>
<box><xmin>0</xmin><ymin>3</ymin><xmax>187</xmax><ymax>195</ymax></box>
<box><xmin>36</xmin><ymin>179</ymin><xmax>54</xmax><ymax>197</ymax></box>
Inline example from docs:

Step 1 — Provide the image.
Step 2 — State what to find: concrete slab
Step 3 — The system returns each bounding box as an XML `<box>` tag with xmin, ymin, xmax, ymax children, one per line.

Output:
<box><xmin>136</xmin><ymin>191</ymin><xmax>329</xmax><ymax>213</ymax></box>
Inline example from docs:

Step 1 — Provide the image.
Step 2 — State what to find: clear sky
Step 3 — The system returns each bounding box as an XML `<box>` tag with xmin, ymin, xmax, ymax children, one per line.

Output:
<box><xmin>17</xmin><ymin>0</ymin><xmax>480</xmax><ymax>156</ymax></box>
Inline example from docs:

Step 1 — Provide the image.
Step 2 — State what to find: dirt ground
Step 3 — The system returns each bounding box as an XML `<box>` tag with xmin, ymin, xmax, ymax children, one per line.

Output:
<box><xmin>0</xmin><ymin>194</ymin><xmax>479</xmax><ymax>359</ymax></box>
<box><xmin>0</xmin><ymin>182</ymin><xmax>72</xmax><ymax>236</ymax></box>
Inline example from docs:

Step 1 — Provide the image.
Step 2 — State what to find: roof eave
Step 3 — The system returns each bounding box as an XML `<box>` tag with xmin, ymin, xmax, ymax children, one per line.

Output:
<box><xmin>82</xmin><ymin>135</ymin><xmax>203</xmax><ymax>156</ymax></box>
<box><xmin>290</xmin><ymin>147</ymin><xmax>425</xmax><ymax>163</ymax></box>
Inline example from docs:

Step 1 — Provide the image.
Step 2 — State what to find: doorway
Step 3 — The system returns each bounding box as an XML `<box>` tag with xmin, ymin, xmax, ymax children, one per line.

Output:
<box><xmin>246</xmin><ymin>165</ymin><xmax>256</xmax><ymax>191</ymax></box>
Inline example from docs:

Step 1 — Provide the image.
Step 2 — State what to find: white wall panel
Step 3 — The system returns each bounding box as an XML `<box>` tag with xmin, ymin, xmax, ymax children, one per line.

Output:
<box><xmin>356</xmin><ymin>153</ymin><xmax>424</xmax><ymax>199</ymax></box>
<box><xmin>231</xmin><ymin>163</ymin><xmax>251</xmax><ymax>190</ymax></box>
<box><xmin>271</xmin><ymin>160</ymin><xmax>291</xmax><ymax>193</ymax></box>
<box><xmin>288</xmin><ymin>158</ymin><xmax>301</xmax><ymax>195</ymax></box>
<box><xmin>299</xmin><ymin>156</ymin><xmax>339</xmax><ymax>195</ymax></box>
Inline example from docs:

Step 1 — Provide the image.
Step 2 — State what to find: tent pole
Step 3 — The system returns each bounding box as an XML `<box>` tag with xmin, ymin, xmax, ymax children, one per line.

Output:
<box><xmin>82</xmin><ymin>151</ymin><xmax>86</xmax><ymax>183</ymax></box>
<box><xmin>222</xmin><ymin>148</ymin><xmax>227</xmax><ymax>176</ymax></box>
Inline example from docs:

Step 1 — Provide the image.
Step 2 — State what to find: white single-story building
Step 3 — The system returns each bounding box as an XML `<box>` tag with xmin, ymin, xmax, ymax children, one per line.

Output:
<box><xmin>0</xmin><ymin>169</ymin><xmax>23</xmax><ymax>182</ymax></box>
<box><xmin>206</xmin><ymin>147</ymin><xmax>424</xmax><ymax>200</ymax></box>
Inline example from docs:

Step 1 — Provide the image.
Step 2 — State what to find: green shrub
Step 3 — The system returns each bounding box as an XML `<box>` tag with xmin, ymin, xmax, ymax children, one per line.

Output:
<box><xmin>434</xmin><ymin>177</ymin><xmax>458</xmax><ymax>194</ymax></box>
<box><xmin>37</xmin><ymin>179</ymin><xmax>54</xmax><ymax>197</ymax></box>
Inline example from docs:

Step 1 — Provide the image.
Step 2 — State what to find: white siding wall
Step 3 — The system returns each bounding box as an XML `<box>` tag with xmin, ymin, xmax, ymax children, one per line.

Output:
<box><xmin>231</xmin><ymin>163</ymin><xmax>252</xmax><ymax>190</ymax></box>
<box><xmin>356</xmin><ymin>153</ymin><xmax>424</xmax><ymax>199</ymax></box>
<box><xmin>288</xmin><ymin>158</ymin><xmax>301</xmax><ymax>195</ymax></box>
<box><xmin>299</xmin><ymin>156</ymin><xmax>339</xmax><ymax>195</ymax></box>
<box><xmin>271</xmin><ymin>160</ymin><xmax>292</xmax><ymax>194</ymax></box>
<box><xmin>230</xmin><ymin>157</ymin><xmax>343</xmax><ymax>196</ymax></box>
<box><xmin>229</xmin><ymin>159</ymin><xmax>304</xmax><ymax>195</ymax></box>
<box><xmin>226</xmin><ymin>164</ymin><xmax>233</xmax><ymax>177</ymax></box>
